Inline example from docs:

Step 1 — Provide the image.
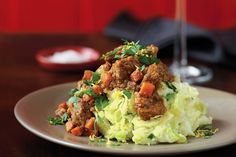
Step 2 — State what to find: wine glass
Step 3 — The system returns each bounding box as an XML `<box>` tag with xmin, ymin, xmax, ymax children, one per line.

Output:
<box><xmin>170</xmin><ymin>0</ymin><xmax>213</xmax><ymax>84</ymax></box>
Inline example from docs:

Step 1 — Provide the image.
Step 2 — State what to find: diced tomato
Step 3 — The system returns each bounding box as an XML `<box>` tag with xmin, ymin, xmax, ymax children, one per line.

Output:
<box><xmin>139</xmin><ymin>82</ymin><xmax>155</xmax><ymax>97</ymax></box>
<box><xmin>82</xmin><ymin>70</ymin><xmax>93</xmax><ymax>80</ymax></box>
<box><xmin>101</xmin><ymin>72</ymin><xmax>112</xmax><ymax>87</ymax></box>
<box><xmin>57</xmin><ymin>102</ymin><xmax>67</xmax><ymax>109</ymax></box>
<box><xmin>71</xmin><ymin>126</ymin><xmax>83</xmax><ymax>136</ymax></box>
<box><xmin>85</xmin><ymin>117</ymin><xmax>95</xmax><ymax>130</ymax></box>
<box><xmin>93</xmin><ymin>85</ymin><xmax>103</xmax><ymax>95</ymax></box>
<box><xmin>130</xmin><ymin>70</ymin><xmax>143</xmax><ymax>82</ymax></box>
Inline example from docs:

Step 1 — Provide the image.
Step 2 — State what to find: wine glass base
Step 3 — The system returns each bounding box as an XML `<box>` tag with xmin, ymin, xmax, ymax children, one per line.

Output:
<box><xmin>170</xmin><ymin>64</ymin><xmax>213</xmax><ymax>84</ymax></box>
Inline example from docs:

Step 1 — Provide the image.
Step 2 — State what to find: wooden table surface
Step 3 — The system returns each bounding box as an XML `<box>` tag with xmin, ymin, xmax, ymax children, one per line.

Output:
<box><xmin>0</xmin><ymin>33</ymin><xmax>235</xmax><ymax>157</ymax></box>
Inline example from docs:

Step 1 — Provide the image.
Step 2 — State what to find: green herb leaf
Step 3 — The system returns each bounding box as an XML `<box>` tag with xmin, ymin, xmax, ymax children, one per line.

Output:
<box><xmin>197</xmin><ymin>124</ymin><xmax>213</xmax><ymax>130</ymax></box>
<box><xmin>165</xmin><ymin>93</ymin><xmax>176</xmax><ymax>101</ymax></box>
<box><xmin>138</xmin><ymin>56</ymin><xmax>149</xmax><ymax>65</ymax></box>
<box><xmin>138</xmin><ymin>56</ymin><xmax>160</xmax><ymax>66</ymax></box>
<box><xmin>123</xmin><ymin>47</ymin><xmax>136</xmax><ymax>56</ymax></box>
<box><xmin>68</xmin><ymin>88</ymin><xmax>79</xmax><ymax>96</ymax></box>
<box><xmin>101</xmin><ymin>49</ymin><xmax>117</xmax><ymax>59</ymax></box>
<box><xmin>95</xmin><ymin>95</ymin><xmax>109</xmax><ymax>111</ymax></box>
<box><xmin>67</xmin><ymin>96</ymin><xmax>79</xmax><ymax>104</ymax></box>
<box><xmin>195</xmin><ymin>124</ymin><xmax>217</xmax><ymax>138</ymax></box>
<box><xmin>150</xmin><ymin>56</ymin><xmax>160</xmax><ymax>64</ymax></box>
<box><xmin>135</xmin><ymin>43</ymin><xmax>146</xmax><ymax>50</ymax></box>
<box><xmin>147</xmin><ymin>133</ymin><xmax>155</xmax><ymax>139</ymax></box>
<box><xmin>139</xmin><ymin>65</ymin><xmax>145</xmax><ymax>71</ymax></box>
<box><xmin>84</xmin><ymin>88</ymin><xmax>98</xmax><ymax>97</ymax></box>
<box><xmin>62</xmin><ymin>112</ymin><xmax>69</xmax><ymax>122</ymax></box>
<box><xmin>83</xmin><ymin>72</ymin><xmax>101</xmax><ymax>86</ymax></box>
<box><xmin>48</xmin><ymin>116</ymin><xmax>64</xmax><ymax>125</ymax></box>
<box><xmin>165</xmin><ymin>82</ymin><xmax>177</xmax><ymax>92</ymax></box>
<box><xmin>92</xmin><ymin>72</ymin><xmax>101</xmax><ymax>83</ymax></box>
<box><xmin>123</xmin><ymin>89</ymin><xmax>132</xmax><ymax>99</ymax></box>
<box><xmin>83</xmin><ymin>80</ymin><xmax>93</xmax><ymax>86</ymax></box>
<box><xmin>114</xmin><ymin>54</ymin><xmax>121</xmax><ymax>59</ymax></box>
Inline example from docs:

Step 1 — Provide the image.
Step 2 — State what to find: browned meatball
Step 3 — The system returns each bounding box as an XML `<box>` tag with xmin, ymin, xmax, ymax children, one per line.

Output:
<box><xmin>111</xmin><ymin>56</ymin><xmax>140</xmax><ymax>81</ymax></box>
<box><xmin>135</xmin><ymin>93</ymin><xmax>166</xmax><ymax>120</ymax></box>
<box><xmin>142</xmin><ymin>62</ymin><xmax>173</xmax><ymax>86</ymax></box>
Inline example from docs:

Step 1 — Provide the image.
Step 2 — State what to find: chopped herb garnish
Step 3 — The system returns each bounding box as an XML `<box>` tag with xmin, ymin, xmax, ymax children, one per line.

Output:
<box><xmin>83</xmin><ymin>72</ymin><xmax>101</xmax><ymax>86</ymax></box>
<box><xmin>138</xmin><ymin>56</ymin><xmax>160</xmax><ymax>66</ymax></box>
<box><xmin>123</xmin><ymin>47</ymin><xmax>136</xmax><ymax>56</ymax></box>
<box><xmin>102</xmin><ymin>40</ymin><xmax>147</xmax><ymax>60</ymax></box>
<box><xmin>48</xmin><ymin>116</ymin><xmax>64</xmax><ymax>125</ymax></box>
<box><xmin>83</xmin><ymin>80</ymin><xmax>93</xmax><ymax>86</ymax></box>
<box><xmin>139</xmin><ymin>65</ymin><xmax>145</xmax><ymax>71</ymax></box>
<box><xmin>84</xmin><ymin>88</ymin><xmax>98</xmax><ymax>97</ymax></box>
<box><xmin>68</xmin><ymin>88</ymin><xmax>79</xmax><ymax>96</ymax></box>
<box><xmin>165</xmin><ymin>93</ymin><xmax>176</xmax><ymax>101</ymax></box>
<box><xmin>165</xmin><ymin>82</ymin><xmax>177</xmax><ymax>92</ymax></box>
<box><xmin>123</xmin><ymin>89</ymin><xmax>132</xmax><ymax>99</ymax></box>
<box><xmin>62</xmin><ymin>112</ymin><xmax>69</xmax><ymax>122</ymax></box>
<box><xmin>114</xmin><ymin>54</ymin><xmax>121</xmax><ymax>59</ymax></box>
<box><xmin>101</xmin><ymin>48</ymin><xmax>117</xmax><ymax>59</ymax></box>
<box><xmin>67</xmin><ymin>96</ymin><xmax>79</xmax><ymax>104</ymax></box>
<box><xmin>195</xmin><ymin>124</ymin><xmax>218</xmax><ymax>138</ymax></box>
<box><xmin>92</xmin><ymin>72</ymin><xmax>101</xmax><ymax>83</ymax></box>
<box><xmin>147</xmin><ymin>133</ymin><xmax>155</xmax><ymax>139</ymax></box>
<box><xmin>95</xmin><ymin>95</ymin><xmax>109</xmax><ymax>111</ymax></box>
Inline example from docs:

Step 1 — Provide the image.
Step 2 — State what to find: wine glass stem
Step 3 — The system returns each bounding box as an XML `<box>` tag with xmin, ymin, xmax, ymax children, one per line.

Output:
<box><xmin>173</xmin><ymin>0</ymin><xmax>187</xmax><ymax>68</ymax></box>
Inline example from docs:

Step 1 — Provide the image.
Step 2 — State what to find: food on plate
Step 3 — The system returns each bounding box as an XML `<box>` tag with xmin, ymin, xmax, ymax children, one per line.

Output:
<box><xmin>48</xmin><ymin>41</ymin><xmax>217</xmax><ymax>145</ymax></box>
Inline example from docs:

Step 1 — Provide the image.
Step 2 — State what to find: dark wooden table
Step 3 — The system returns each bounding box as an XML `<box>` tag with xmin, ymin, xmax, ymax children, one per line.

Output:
<box><xmin>0</xmin><ymin>33</ymin><xmax>235</xmax><ymax>157</ymax></box>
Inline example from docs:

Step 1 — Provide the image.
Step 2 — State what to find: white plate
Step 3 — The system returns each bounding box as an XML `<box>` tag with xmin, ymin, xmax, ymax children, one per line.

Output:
<box><xmin>14</xmin><ymin>82</ymin><xmax>236</xmax><ymax>155</ymax></box>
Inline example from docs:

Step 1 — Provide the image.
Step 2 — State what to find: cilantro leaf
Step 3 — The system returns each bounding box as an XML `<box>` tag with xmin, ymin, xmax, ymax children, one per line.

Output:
<box><xmin>67</xmin><ymin>96</ymin><xmax>79</xmax><ymax>104</ymax></box>
<box><xmin>165</xmin><ymin>82</ymin><xmax>177</xmax><ymax>92</ymax></box>
<box><xmin>139</xmin><ymin>65</ymin><xmax>145</xmax><ymax>71</ymax></box>
<box><xmin>83</xmin><ymin>72</ymin><xmax>101</xmax><ymax>86</ymax></box>
<box><xmin>165</xmin><ymin>93</ymin><xmax>176</xmax><ymax>101</ymax></box>
<box><xmin>83</xmin><ymin>80</ymin><xmax>93</xmax><ymax>86</ymax></box>
<box><xmin>68</xmin><ymin>88</ymin><xmax>79</xmax><ymax>96</ymax></box>
<box><xmin>138</xmin><ymin>56</ymin><xmax>160</xmax><ymax>66</ymax></box>
<box><xmin>147</xmin><ymin>133</ymin><xmax>155</xmax><ymax>139</ymax></box>
<box><xmin>101</xmin><ymin>49</ymin><xmax>117</xmax><ymax>59</ymax></box>
<box><xmin>114</xmin><ymin>54</ymin><xmax>121</xmax><ymax>59</ymax></box>
<box><xmin>62</xmin><ymin>112</ymin><xmax>69</xmax><ymax>122</ymax></box>
<box><xmin>195</xmin><ymin>124</ymin><xmax>217</xmax><ymax>138</ymax></box>
<box><xmin>197</xmin><ymin>124</ymin><xmax>213</xmax><ymax>130</ymax></box>
<box><xmin>92</xmin><ymin>72</ymin><xmax>101</xmax><ymax>83</ymax></box>
<box><xmin>83</xmin><ymin>88</ymin><xmax>97</xmax><ymax>97</ymax></box>
<box><xmin>123</xmin><ymin>89</ymin><xmax>132</xmax><ymax>99</ymax></box>
<box><xmin>123</xmin><ymin>47</ymin><xmax>136</xmax><ymax>56</ymax></box>
<box><xmin>95</xmin><ymin>95</ymin><xmax>109</xmax><ymax>111</ymax></box>
<box><xmin>150</xmin><ymin>56</ymin><xmax>160</xmax><ymax>64</ymax></box>
<box><xmin>48</xmin><ymin>116</ymin><xmax>64</xmax><ymax>125</ymax></box>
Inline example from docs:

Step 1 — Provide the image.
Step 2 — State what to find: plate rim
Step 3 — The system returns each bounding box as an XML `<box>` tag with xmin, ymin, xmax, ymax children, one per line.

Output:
<box><xmin>14</xmin><ymin>82</ymin><xmax>236</xmax><ymax>155</ymax></box>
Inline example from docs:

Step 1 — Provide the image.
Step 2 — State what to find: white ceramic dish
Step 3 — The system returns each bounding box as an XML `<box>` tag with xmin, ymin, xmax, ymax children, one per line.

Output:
<box><xmin>14</xmin><ymin>82</ymin><xmax>236</xmax><ymax>155</ymax></box>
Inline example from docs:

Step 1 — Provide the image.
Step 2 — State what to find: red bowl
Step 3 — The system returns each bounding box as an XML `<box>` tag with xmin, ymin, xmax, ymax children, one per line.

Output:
<box><xmin>36</xmin><ymin>46</ymin><xmax>102</xmax><ymax>71</ymax></box>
